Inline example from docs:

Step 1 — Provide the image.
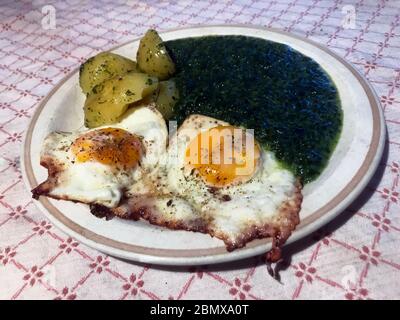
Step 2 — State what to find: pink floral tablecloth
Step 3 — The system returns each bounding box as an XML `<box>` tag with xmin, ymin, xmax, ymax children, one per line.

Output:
<box><xmin>1</xmin><ymin>0</ymin><xmax>400</xmax><ymax>300</ymax></box>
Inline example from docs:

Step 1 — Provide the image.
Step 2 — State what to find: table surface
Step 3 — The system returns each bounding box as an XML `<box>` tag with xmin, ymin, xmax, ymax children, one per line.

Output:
<box><xmin>1</xmin><ymin>0</ymin><xmax>400</xmax><ymax>300</ymax></box>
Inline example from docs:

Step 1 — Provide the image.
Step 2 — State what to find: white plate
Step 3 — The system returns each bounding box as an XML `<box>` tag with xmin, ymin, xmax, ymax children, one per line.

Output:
<box><xmin>21</xmin><ymin>25</ymin><xmax>385</xmax><ymax>266</ymax></box>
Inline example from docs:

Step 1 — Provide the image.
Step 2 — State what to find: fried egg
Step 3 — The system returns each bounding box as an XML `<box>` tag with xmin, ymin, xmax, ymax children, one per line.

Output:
<box><xmin>94</xmin><ymin>114</ymin><xmax>302</xmax><ymax>253</ymax></box>
<box><xmin>32</xmin><ymin>105</ymin><xmax>168</xmax><ymax>208</ymax></box>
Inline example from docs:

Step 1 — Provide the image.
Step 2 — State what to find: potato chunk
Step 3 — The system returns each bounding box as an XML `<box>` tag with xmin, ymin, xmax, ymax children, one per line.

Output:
<box><xmin>136</xmin><ymin>29</ymin><xmax>175</xmax><ymax>80</ymax></box>
<box><xmin>79</xmin><ymin>52</ymin><xmax>138</xmax><ymax>95</ymax></box>
<box><xmin>83</xmin><ymin>72</ymin><xmax>158</xmax><ymax>128</ymax></box>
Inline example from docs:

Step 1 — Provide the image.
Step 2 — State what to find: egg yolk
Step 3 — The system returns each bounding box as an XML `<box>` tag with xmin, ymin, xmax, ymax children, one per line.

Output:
<box><xmin>71</xmin><ymin>128</ymin><xmax>142</xmax><ymax>170</ymax></box>
<box><xmin>184</xmin><ymin>125</ymin><xmax>260</xmax><ymax>187</ymax></box>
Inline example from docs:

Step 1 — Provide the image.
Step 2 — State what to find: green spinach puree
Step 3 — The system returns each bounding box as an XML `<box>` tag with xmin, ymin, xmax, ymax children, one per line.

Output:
<box><xmin>165</xmin><ymin>36</ymin><xmax>342</xmax><ymax>183</ymax></box>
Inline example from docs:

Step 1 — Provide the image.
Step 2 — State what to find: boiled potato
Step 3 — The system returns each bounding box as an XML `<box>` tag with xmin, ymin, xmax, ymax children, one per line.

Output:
<box><xmin>154</xmin><ymin>79</ymin><xmax>179</xmax><ymax>119</ymax></box>
<box><xmin>136</xmin><ymin>29</ymin><xmax>175</xmax><ymax>80</ymax></box>
<box><xmin>83</xmin><ymin>92</ymin><xmax>127</xmax><ymax>128</ymax></box>
<box><xmin>79</xmin><ymin>52</ymin><xmax>138</xmax><ymax>95</ymax></box>
<box><xmin>84</xmin><ymin>72</ymin><xmax>159</xmax><ymax>128</ymax></box>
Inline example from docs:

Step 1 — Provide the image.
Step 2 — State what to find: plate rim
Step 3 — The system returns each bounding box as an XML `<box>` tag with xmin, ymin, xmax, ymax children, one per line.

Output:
<box><xmin>21</xmin><ymin>24</ymin><xmax>386</xmax><ymax>265</ymax></box>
